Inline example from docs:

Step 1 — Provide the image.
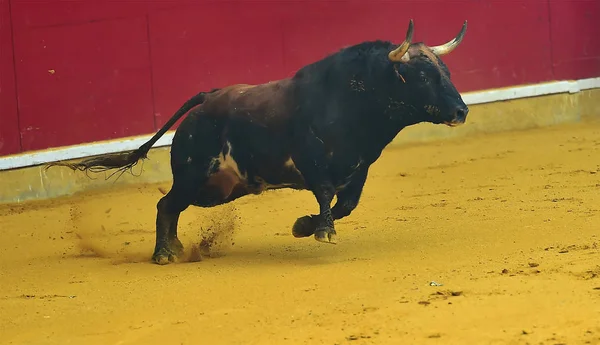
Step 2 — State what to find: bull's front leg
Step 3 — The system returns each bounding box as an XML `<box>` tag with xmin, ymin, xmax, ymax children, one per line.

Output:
<box><xmin>310</xmin><ymin>182</ymin><xmax>337</xmax><ymax>243</ymax></box>
<box><xmin>291</xmin><ymin>185</ymin><xmax>337</xmax><ymax>243</ymax></box>
<box><xmin>331</xmin><ymin>167</ymin><xmax>368</xmax><ymax>220</ymax></box>
<box><xmin>292</xmin><ymin>167</ymin><xmax>368</xmax><ymax>239</ymax></box>
<box><xmin>290</xmin><ymin>128</ymin><xmax>337</xmax><ymax>244</ymax></box>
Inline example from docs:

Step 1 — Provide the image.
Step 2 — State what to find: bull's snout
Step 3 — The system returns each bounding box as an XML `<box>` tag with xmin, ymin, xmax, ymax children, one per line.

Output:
<box><xmin>453</xmin><ymin>105</ymin><xmax>469</xmax><ymax>122</ymax></box>
<box><xmin>446</xmin><ymin>104</ymin><xmax>469</xmax><ymax>126</ymax></box>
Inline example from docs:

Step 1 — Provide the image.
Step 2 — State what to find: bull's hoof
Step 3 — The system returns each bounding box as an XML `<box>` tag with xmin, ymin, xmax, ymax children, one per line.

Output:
<box><xmin>152</xmin><ymin>238</ymin><xmax>184</xmax><ymax>265</ymax></box>
<box><xmin>314</xmin><ymin>227</ymin><xmax>337</xmax><ymax>244</ymax></box>
<box><xmin>292</xmin><ymin>215</ymin><xmax>317</xmax><ymax>238</ymax></box>
<box><xmin>152</xmin><ymin>250</ymin><xmax>178</xmax><ymax>265</ymax></box>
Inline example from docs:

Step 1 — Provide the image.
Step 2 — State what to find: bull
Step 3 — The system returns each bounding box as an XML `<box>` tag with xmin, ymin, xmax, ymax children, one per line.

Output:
<box><xmin>46</xmin><ymin>20</ymin><xmax>469</xmax><ymax>265</ymax></box>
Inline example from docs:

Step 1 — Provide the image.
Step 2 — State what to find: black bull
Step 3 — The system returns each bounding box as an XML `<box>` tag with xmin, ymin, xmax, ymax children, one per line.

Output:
<box><xmin>47</xmin><ymin>20</ymin><xmax>470</xmax><ymax>265</ymax></box>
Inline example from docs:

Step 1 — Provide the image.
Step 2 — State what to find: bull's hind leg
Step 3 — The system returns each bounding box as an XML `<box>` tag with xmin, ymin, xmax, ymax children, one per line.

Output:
<box><xmin>153</xmin><ymin>160</ymin><xmax>243</xmax><ymax>264</ymax></box>
<box><xmin>152</xmin><ymin>111</ymin><xmax>228</xmax><ymax>264</ymax></box>
<box><xmin>153</xmin><ymin>180</ymin><xmax>196</xmax><ymax>265</ymax></box>
<box><xmin>153</xmin><ymin>157</ymin><xmax>214</xmax><ymax>265</ymax></box>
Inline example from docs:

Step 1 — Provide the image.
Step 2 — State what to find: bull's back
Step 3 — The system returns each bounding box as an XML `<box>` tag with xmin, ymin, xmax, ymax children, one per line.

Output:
<box><xmin>199</xmin><ymin>79</ymin><xmax>294</xmax><ymax>154</ymax></box>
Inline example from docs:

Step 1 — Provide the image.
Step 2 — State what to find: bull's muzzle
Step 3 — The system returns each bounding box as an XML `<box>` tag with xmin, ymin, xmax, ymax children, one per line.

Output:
<box><xmin>444</xmin><ymin>105</ymin><xmax>469</xmax><ymax>127</ymax></box>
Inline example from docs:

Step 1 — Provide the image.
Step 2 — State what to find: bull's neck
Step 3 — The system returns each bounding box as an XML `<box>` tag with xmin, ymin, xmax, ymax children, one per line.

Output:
<box><xmin>374</xmin><ymin>99</ymin><xmax>426</xmax><ymax>144</ymax></box>
<box><xmin>358</xmin><ymin>114</ymin><xmax>422</xmax><ymax>161</ymax></box>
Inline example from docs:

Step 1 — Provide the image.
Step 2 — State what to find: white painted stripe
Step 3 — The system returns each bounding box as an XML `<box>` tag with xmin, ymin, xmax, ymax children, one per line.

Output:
<box><xmin>0</xmin><ymin>77</ymin><xmax>598</xmax><ymax>171</ymax></box>
<box><xmin>577</xmin><ymin>77</ymin><xmax>600</xmax><ymax>91</ymax></box>
<box><xmin>461</xmin><ymin>81</ymin><xmax>574</xmax><ymax>105</ymax></box>
<box><xmin>461</xmin><ymin>77</ymin><xmax>600</xmax><ymax>106</ymax></box>
<box><xmin>0</xmin><ymin>133</ymin><xmax>175</xmax><ymax>171</ymax></box>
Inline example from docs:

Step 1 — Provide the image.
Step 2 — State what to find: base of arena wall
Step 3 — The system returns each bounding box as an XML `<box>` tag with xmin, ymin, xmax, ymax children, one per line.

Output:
<box><xmin>1</xmin><ymin>88</ymin><xmax>598</xmax><ymax>205</ymax></box>
<box><xmin>393</xmin><ymin>88</ymin><xmax>600</xmax><ymax>146</ymax></box>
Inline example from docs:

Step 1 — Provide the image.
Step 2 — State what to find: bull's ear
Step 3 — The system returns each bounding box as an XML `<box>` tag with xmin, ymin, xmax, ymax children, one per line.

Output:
<box><xmin>430</xmin><ymin>20</ymin><xmax>467</xmax><ymax>56</ymax></box>
<box><xmin>388</xmin><ymin>19</ymin><xmax>414</xmax><ymax>63</ymax></box>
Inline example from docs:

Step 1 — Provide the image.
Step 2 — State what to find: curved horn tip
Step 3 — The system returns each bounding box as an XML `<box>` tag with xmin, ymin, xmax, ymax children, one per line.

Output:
<box><xmin>429</xmin><ymin>22</ymin><xmax>466</xmax><ymax>56</ymax></box>
<box><xmin>405</xmin><ymin>19</ymin><xmax>414</xmax><ymax>40</ymax></box>
<box><xmin>388</xmin><ymin>19</ymin><xmax>415</xmax><ymax>62</ymax></box>
<box><xmin>458</xmin><ymin>20</ymin><xmax>467</xmax><ymax>37</ymax></box>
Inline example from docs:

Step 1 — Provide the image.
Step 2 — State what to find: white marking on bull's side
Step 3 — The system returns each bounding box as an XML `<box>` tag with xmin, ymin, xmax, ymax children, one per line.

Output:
<box><xmin>214</xmin><ymin>141</ymin><xmax>246</xmax><ymax>180</ymax></box>
<box><xmin>254</xmin><ymin>157</ymin><xmax>303</xmax><ymax>191</ymax></box>
<box><xmin>254</xmin><ymin>177</ymin><xmax>296</xmax><ymax>190</ymax></box>
<box><xmin>284</xmin><ymin>157</ymin><xmax>300</xmax><ymax>172</ymax></box>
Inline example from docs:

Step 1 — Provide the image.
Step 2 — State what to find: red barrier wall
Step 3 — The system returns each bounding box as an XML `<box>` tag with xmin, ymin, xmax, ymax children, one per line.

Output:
<box><xmin>0</xmin><ymin>0</ymin><xmax>20</xmax><ymax>156</ymax></box>
<box><xmin>1</xmin><ymin>0</ymin><xmax>599</xmax><ymax>156</ymax></box>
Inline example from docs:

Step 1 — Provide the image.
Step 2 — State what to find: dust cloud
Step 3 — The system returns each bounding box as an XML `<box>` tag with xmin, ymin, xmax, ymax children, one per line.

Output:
<box><xmin>69</xmin><ymin>200</ymin><xmax>239</xmax><ymax>264</ymax></box>
<box><xmin>184</xmin><ymin>204</ymin><xmax>239</xmax><ymax>262</ymax></box>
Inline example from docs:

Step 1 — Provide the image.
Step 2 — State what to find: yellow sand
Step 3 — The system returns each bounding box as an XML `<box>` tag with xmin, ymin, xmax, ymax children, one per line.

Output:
<box><xmin>1</xmin><ymin>122</ymin><xmax>599</xmax><ymax>345</ymax></box>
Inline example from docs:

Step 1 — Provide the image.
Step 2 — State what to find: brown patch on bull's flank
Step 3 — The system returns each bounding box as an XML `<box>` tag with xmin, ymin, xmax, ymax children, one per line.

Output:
<box><xmin>206</xmin><ymin>168</ymin><xmax>242</xmax><ymax>200</ymax></box>
<box><xmin>201</xmin><ymin>79</ymin><xmax>294</xmax><ymax>127</ymax></box>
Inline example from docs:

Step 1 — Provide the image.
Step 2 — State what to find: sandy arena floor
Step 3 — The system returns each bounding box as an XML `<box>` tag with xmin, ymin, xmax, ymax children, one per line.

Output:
<box><xmin>1</xmin><ymin>122</ymin><xmax>599</xmax><ymax>345</ymax></box>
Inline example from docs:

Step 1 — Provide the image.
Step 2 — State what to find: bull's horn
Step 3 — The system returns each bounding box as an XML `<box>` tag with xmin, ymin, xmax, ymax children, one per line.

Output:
<box><xmin>430</xmin><ymin>20</ymin><xmax>467</xmax><ymax>56</ymax></box>
<box><xmin>388</xmin><ymin>19</ymin><xmax>414</xmax><ymax>62</ymax></box>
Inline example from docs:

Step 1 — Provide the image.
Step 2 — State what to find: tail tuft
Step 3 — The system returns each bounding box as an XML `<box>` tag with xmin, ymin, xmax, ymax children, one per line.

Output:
<box><xmin>44</xmin><ymin>143</ymin><xmax>150</xmax><ymax>180</ymax></box>
<box><xmin>45</xmin><ymin>149</ymin><xmax>143</xmax><ymax>173</ymax></box>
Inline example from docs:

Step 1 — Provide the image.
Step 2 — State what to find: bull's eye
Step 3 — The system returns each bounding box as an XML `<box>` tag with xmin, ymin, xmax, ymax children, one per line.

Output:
<box><xmin>419</xmin><ymin>72</ymin><xmax>429</xmax><ymax>84</ymax></box>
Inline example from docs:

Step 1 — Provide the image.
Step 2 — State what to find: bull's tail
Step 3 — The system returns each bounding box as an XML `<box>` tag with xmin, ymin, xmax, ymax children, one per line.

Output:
<box><xmin>45</xmin><ymin>90</ymin><xmax>214</xmax><ymax>177</ymax></box>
